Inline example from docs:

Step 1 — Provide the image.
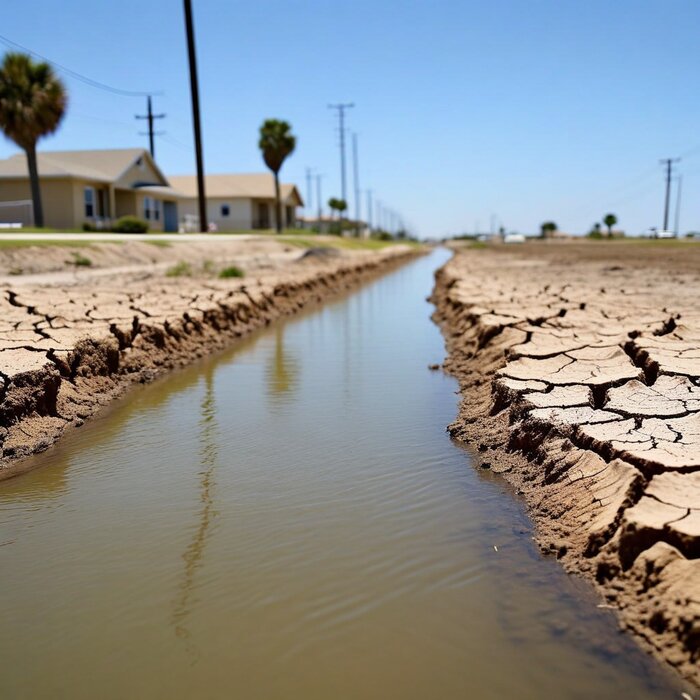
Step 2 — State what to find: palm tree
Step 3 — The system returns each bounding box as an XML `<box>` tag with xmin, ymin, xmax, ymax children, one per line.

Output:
<box><xmin>327</xmin><ymin>198</ymin><xmax>347</xmax><ymax>234</ymax></box>
<box><xmin>603</xmin><ymin>213</ymin><xmax>617</xmax><ymax>237</ymax></box>
<box><xmin>540</xmin><ymin>221</ymin><xmax>557</xmax><ymax>238</ymax></box>
<box><xmin>0</xmin><ymin>53</ymin><xmax>67</xmax><ymax>228</ymax></box>
<box><xmin>258</xmin><ymin>119</ymin><xmax>296</xmax><ymax>233</ymax></box>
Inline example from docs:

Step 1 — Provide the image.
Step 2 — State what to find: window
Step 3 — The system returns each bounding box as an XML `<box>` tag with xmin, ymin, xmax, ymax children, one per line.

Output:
<box><xmin>84</xmin><ymin>187</ymin><xmax>95</xmax><ymax>218</ymax></box>
<box><xmin>143</xmin><ymin>196</ymin><xmax>153</xmax><ymax>220</ymax></box>
<box><xmin>153</xmin><ymin>199</ymin><xmax>161</xmax><ymax>222</ymax></box>
<box><xmin>221</xmin><ymin>204</ymin><xmax>230</xmax><ymax>218</ymax></box>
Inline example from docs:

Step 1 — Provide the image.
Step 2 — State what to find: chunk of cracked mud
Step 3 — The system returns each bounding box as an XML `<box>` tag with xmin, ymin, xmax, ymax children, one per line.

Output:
<box><xmin>628</xmin><ymin>542</ymin><xmax>700</xmax><ymax>666</ymax></box>
<box><xmin>605</xmin><ymin>375</ymin><xmax>700</xmax><ymax>418</ymax></box>
<box><xmin>585</xmin><ymin>459</ymin><xmax>644</xmax><ymax>554</ymax></box>
<box><xmin>495</xmin><ymin>377</ymin><xmax>548</xmax><ymax>393</ymax></box>
<box><xmin>499</xmin><ymin>346</ymin><xmax>643</xmax><ymax>386</ymax></box>
<box><xmin>619</xmin><ymin>489</ymin><xmax>700</xmax><ymax>565</ymax></box>
<box><xmin>510</xmin><ymin>331</ymin><xmax>623</xmax><ymax>359</ymax></box>
<box><xmin>646</xmin><ymin>472</ymin><xmax>700</xmax><ymax>551</ymax></box>
<box><xmin>580</xmin><ymin>414</ymin><xmax>700</xmax><ymax>470</ymax></box>
<box><xmin>529</xmin><ymin>406</ymin><xmax>623</xmax><ymax>426</ymax></box>
<box><xmin>0</xmin><ymin>348</ymin><xmax>53</xmax><ymax>378</ymax></box>
<box><xmin>524</xmin><ymin>384</ymin><xmax>591</xmax><ymax>409</ymax></box>
<box><xmin>631</xmin><ymin>337</ymin><xmax>700</xmax><ymax>378</ymax></box>
<box><xmin>646</xmin><ymin>471</ymin><xmax>700</xmax><ymax>510</ymax></box>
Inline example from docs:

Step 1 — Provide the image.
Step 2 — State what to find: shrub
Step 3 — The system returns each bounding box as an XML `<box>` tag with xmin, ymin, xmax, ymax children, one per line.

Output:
<box><xmin>166</xmin><ymin>261</ymin><xmax>192</xmax><ymax>277</ymax></box>
<box><xmin>219</xmin><ymin>265</ymin><xmax>245</xmax><ymax>279</ymax></box>
<box><xmin>67</xmin><ymin>251</ymin><xmax>92</xmax><ymax>267</ymax></box>
<box><xmin>112</xmin><ymin>216</ymin><xmax>149</xmax><ymax>233</ymax></box>
<box><xmin>82</xmin><ymin>221</ymin><xmax>95</xmax><ymax>232</ymax></box>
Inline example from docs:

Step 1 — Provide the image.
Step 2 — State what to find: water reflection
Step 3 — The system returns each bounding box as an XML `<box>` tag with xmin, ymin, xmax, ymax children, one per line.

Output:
<box><xmin>265</xmin><ymin>325</ymin><xmax>300</xmax><ymax>403</ymax></box>
<box><xmin>172</xmin><ymin>365</ymin><xmax>218</xmax><ymax>658</ymax></box>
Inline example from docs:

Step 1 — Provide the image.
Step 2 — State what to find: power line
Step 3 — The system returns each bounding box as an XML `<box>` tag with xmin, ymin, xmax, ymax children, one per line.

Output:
<box><xmin>660</xmin><ymin>157</ymin><xmax>680</xmax><ymax>231</ymax></box>
<box><xmin>0</xmin><ymin>32</ymin><xmax>161</xmax><ymax>97</ymax></box>
<box><xmin>352</xmin><ymin>132</ymin><xmax>361</xmax><ymax>235</ymax></box>
<box><xmin>674</xmin><ymin>174</ymin><xmax>682</xmax><ymax>236</ymax></box>
<box><xmin>305</xmin><ymin>167</ymin><xmax>314</xmax><ymax>215</ymax></box>
<box><xmin>327</xmin><ymin>102</ymin><xmax>354</xmax><ymax>204</ymax></box>
<box><xmin>135</xmin><ymin>96</ymin><xmax>166</xmax><ymax>158</ymax></box>
<box><xmin>183</xmin><ymin>0</ymin><xmax>207</xmax><ymax>232</ymax></box>
<box><xmin>315</xmin><ymin>173</ymin><xmax>324</xmax><ymax>225</ymax></box>
<box><xmin>366</xmin><ymin>189</ymin><xmax>373</xmax><ymax>231</ymax></box>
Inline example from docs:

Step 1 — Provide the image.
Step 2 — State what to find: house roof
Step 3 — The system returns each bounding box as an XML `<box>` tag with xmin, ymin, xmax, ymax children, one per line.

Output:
<box><xmin>168</xmin><ymin>173</ymin><xmax>304</xmax><ymax>206</ymax></box>
<box><xmin>135</xmin><ymin>184</ymin><xmax>185</xmax><ymax>198</ymax></box>
<box><xmin>0</xmin><ymin>148</ymin><xmax>166</xmax><ymax>186</ymax></box>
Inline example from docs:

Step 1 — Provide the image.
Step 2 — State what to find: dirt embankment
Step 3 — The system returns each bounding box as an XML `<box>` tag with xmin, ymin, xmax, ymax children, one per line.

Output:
<box><xmin>0</xmin><ymin>241</ymin><xmax>419</xmax><ymax>480</ymax></box>
<box><xmin>0</xmin><ymin>237</ymin><xmax>299</xmax><ymax>283</ymax></box>
<box><xmin>432</xmin><ymin>241</ymin><xmax>700</xmax><ymax>686</ymax></box>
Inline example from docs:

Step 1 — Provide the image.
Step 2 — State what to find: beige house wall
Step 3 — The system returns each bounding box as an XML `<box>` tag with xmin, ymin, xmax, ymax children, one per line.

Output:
<box><xmin>115</xmin><ymin>156</ymin><xmax>165</xmax><ymax>189</ymax></box>
<box><xmin>178</xmin><ymin>197</ymin><xmax>254</xmax><ymax>231</ymax></box>
<box><xmin>134</xmin><ymin>191</ymin><xmax>165</xmax><ymax>232</ymax></box>
<box><xmin>178</xmin><ymin>196</ymin><xmax>298</xmax><ymax>231</ymax></box>
<box><xmin>0</xmin><ymin>178</ymin><xmax>77</xmax><ymax>229</ymax></box>
<box><xmin>115</xmin><ymin>190</ymin><xmax>137</xmax><ymax>219</ymax></box>
<box><xmin>74</xmin><ymin>181</ymin><xmax>113</xmax><ymax>226</ymax></box>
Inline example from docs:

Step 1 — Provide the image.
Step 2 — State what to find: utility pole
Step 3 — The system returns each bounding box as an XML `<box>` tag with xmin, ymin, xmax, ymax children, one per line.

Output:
<box><xmin>135</xmin><ymin>96</ymin><xmax>165</xmax><ymax>159</ymax></box>
<box><xmin>352</xmin><ymin>133</ymin><xmax>361</xmax><ymax>236</ymax></box>
<box><xmin>674</xmin><ymin>175</ymin><xmax>683</xmax><ymax>236</ymax></box>
<box><xmin>315</xmin><ymin>173</ymin><xmax>323</xmax><ymax>232</ymax></box>
<box><xmin>327</xmin><ymin>103</ymin><xmax>354</xmax><ymax>204</ymax></box>
<box><xmin>376</xmin><ymin>200</ymin><xmax>382</xmax><ymax>232</ymax></box>
<box><xmin>305</xmin><ymin>167</ymin><xmax>313</xmax><ymax>223</ymax></box>
<box><xmin>366</xmin><ymin>189</ymin><xmax>373</xmax><ymax>233</ymax></box>
<box><xmin>660</xmin><ymin>157</ymin><xmax>680</xmax><ymax>232</ymax></box>
<box><xmin>183</xmin><ymin>0</ymin><xmax>207</xmax><ymax>232</ymax></box>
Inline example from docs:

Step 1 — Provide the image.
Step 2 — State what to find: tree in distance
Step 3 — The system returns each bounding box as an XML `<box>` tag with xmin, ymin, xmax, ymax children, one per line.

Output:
<box><xmin>540</xmin><ymin>221</ymin><xmax>558</xmax><ymax>238</ymax></box>
<box><xmin>0</xmin><ymin>52</ymin><xmax>67</xmax><ymax>228</ymax></box>
<box><xmin>327</xmin><ymin>198</ymin><xmax>347</xmax><ymax>235</ymax></box>
<box><xmin>328</xmin><ymin>198</ymin><xmax>347</xmax><ymax>218</ymax></box>
<box><xmin>587</xmin><ymin>222</ymin><xmax>603</xmax><ymax>239</ymax></box>
<box><xmin>258</xmin><ymin>119</ymin><xmax>296</xmax><ymax>234</ymax></box>
<box><xmin>603</xmin><ymin>213</ymin><xmax>617</xmax><ymax>238</ymax></box>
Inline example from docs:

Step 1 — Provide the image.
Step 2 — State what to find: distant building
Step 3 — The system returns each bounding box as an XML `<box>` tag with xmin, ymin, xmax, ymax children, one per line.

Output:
<box><xmin>168</xmin><ymin>174</ymin><xmax>303</xmax><ymax>232</ymax></box>
<box><xmin>0</xmin><ymin>148</ymin><xmax>304</xmax><ymax>232</ymax></box>
<box><xmin>0</xmin><ymin>148</ymin><xmax>181</xmax><ymax>231</ymax></box>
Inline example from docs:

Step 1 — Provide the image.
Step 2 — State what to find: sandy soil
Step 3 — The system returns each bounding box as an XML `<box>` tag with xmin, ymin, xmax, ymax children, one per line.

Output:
<box><xmin>0</xmin><ymin>239</ymin><xmax>418</xmax><ymax>480</ymax></box>
<box><xmin>432</xmin><ymin>240</ymin><xmax>700</xmax><ymax>686</ymax></box>
<box><xmin>0</xmin><ymin>237</ymin><xmax>297</xmax><ymax>280</ymax></box>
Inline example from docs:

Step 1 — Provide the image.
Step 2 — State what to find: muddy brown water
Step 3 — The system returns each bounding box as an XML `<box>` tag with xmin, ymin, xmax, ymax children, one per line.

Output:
<box><xmin>0</xmin><ymin>250</ymin><xmax>687</xmax><ymax>699</ymax></box>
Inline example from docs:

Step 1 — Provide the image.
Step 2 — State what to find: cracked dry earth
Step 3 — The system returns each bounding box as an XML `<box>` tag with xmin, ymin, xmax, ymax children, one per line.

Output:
<box><xmin>432</xmin><ymin>242</ymin><xmax>700</xmax><ymax>686</ymax></box>
<box><xmin>0</xmin><ymin>244</ymin><xmax>416</xmax><ymax>481</ymax></box>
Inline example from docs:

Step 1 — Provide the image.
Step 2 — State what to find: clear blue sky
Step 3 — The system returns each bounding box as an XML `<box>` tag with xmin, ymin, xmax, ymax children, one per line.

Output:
<box><xmin>2</xmin><ymin>0</ymin><xmax>700</xmax><ymax>237</ymax></box>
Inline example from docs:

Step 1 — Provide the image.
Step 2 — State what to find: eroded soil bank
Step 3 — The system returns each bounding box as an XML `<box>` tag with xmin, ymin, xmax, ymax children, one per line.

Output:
<box><xmin>432</xmin><ymin>241</ymin><xmax>700</xmax><ymax>686</ymax></box>
<box><xmin>0</xmin><ymin>240</ymin><xmax>419</xmax><ymax>480</ymax></box>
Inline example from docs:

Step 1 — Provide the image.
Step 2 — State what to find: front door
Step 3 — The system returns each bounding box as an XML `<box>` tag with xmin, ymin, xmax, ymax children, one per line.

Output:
<box><xmin>257</xmin><ymin>202</ymin><xmax>269</xmax><ymax>229</ymax></box>
<box><xmin>163</xmin><ymin>201</ymin><xmax>177</xmax><ymax>232</ymax></box>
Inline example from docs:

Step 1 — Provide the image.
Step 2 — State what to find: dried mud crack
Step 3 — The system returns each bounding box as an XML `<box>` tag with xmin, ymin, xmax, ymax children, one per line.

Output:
<box><xmin>432</xmin><ymin>242</ymin><xmax>700</xmax><ymax>686</ymax></box>
<box><xmin>0</xmin><ymin>244</ymin><xmax>419</xmax><ymax>481</ymax></box>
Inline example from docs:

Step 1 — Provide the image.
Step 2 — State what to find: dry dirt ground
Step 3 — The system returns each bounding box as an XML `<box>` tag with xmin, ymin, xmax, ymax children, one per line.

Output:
<box><xmin>432</xmin><ymin>240</ymin><xmax>700</xmax><ymax>686</ymax></box>
<box><xmin>0</xmin><ymin>238</ymin><xmax>417</xmax><ymax>480</ymax></box>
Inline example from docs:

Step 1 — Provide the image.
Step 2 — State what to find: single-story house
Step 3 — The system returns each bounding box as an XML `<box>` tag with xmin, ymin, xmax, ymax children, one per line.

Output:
<box><xmin>168</xmin><ymin>173</ymin><xmax>304</xmax><ymax>231</ymax></box>
<box><xmin>0</xmin><ymin>148</ymin><xmax>182</xmax><ymax>231</ymax></box>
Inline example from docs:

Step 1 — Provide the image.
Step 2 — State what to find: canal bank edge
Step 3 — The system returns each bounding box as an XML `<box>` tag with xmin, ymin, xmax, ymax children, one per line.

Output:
<box><xmin>0</xmin><ymin>246</ymin><xmax>421</xmax><ymax>482</ymax></box>
<box><xmin>431</xmin><ymin>246</ymin><xmax>700</xmax><ymax>687</ymax></box>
